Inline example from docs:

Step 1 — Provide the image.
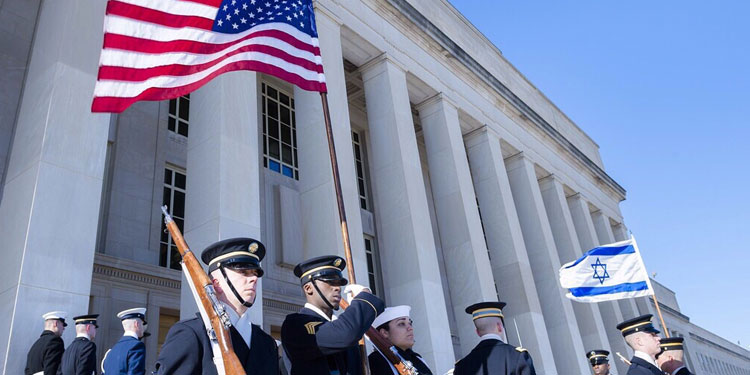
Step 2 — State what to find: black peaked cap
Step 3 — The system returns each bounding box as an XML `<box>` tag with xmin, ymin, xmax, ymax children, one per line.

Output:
<box><xmin>616</xmin><ymin>314</ymin><xmax>660</xmax><ymax>337</ymax></box>
<box><xmin>294</xmin><ymin>255</ymin><xmax>347</xmax><ymax>286</ymax></box>
<box><xmin>586</xmin><ymin>349</ymin><xmax>610</xmax><ymax>366</ymax></box>
<box><xmin>73</xmin><ymin>314</ymin><xmax>99</xmax><ymax>328</ymax></box>
<box><xmin>201</xmin><ymin>237</ymin><xmax>265</xmax><ymax>276</ymax></box>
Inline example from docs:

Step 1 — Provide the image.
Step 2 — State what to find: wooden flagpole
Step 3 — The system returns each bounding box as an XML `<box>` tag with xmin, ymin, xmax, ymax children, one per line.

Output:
<box><xmin>319</xmin><ymin>92</ymin><xmax>371</xmax><ymax>375</ymax></box>
<box><xmin>651</xmin><ymin>293</ymin><xmax>670</xmax><ymax>338</ymax></box>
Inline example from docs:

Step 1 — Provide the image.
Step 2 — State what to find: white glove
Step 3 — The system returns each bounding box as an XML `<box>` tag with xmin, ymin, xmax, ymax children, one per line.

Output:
<box><xmin>343</xmin><ymin>284</ymin><xmax>370</xmax><ymax>303</ymax></box>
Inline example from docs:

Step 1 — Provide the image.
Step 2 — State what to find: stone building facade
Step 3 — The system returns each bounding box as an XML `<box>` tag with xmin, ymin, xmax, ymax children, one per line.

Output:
<box><xmin>0</xmin><ymin>0</ymin><xmax>748</xmax><ymax>374</ymax></box>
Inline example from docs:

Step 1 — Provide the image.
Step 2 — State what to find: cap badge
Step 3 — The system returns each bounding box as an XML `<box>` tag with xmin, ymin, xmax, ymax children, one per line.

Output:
<box><xmin>248</xmin><ymin>243</ymin><xmax>258</xmax><ymax>253</ymax></box>
<box><xmin>333</xmin><ymin>258</ymin><xmax>342</xmax><ymax>267</ymax></box>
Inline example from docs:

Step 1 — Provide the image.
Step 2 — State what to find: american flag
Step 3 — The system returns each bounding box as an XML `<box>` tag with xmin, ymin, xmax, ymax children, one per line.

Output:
<box><xmin>92</xmin><ymin>0</ymin><xmax>327</xmax><ymax>113</ymax></box>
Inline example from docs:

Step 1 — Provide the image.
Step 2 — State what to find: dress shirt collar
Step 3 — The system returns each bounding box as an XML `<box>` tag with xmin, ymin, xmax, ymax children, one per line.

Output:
<box><xmin>304</xmin><ymin>303</ymin><xmax>337</xmax><ymax>321</ymax></box>
<box><xmin>223</xmin><ymin>302</ymin><xmax>253</xmax><ymax>348</ymax></box>
<box><xmin>479</xmin><ymin>333</ymin><xmax>505</xmax><ymax>342</ymax></box>
<box><xmin>634</xmin><ymin>350</ymin><xmax>659</xmax><ymax>368</ymax></box>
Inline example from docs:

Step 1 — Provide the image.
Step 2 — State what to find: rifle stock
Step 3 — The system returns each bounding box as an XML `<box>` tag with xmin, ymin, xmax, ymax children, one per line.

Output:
<box><xmin>161</xmin><ymin>206</ymin><xmax>245</xmax><ymax>375</ymax></box>
<box><xmin>339</xmin><ymin>299</ymin><xmax>417</xmax><ymax>375</ymax></box>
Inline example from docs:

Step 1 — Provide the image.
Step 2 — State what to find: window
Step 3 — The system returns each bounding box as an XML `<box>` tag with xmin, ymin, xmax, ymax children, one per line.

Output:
<box><xmin>157</xmin><ymin>308</ymin><xmax>180</xmax><ymax>352</ymax></box>
<box><xmin>351</xmin><ymin>131</ymin><xmax>370</xmax><ymax>210</ymax></box>
<box><xmin>262</xmin><ymin>83</ymin><xmax>298</xmax><ymax>179</ymax></box>
<box><xmin>364</xmin><ymin>235</ymin><xmax>383</xmax><ymax>297</ymax></box>
<box><xmin>96</xmin><ymin>141</ymin><xmax>115</xmax><ymax>253</ymax></box>
<box><xmin>160</xmin><ymin>167</ymin><xmax>186</xmax><ymax>270</ymax></box>
<box><xmin>168</xmin><ymin>94</ymin><xmax>190</xmax><ymax>137</ymax></box>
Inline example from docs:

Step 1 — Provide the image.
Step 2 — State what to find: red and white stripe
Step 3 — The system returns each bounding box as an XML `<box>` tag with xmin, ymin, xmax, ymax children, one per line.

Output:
<box><xmin>92</xmin><ymin>0</ymin><xmax>327</xmax><ymax>113</ymax></box>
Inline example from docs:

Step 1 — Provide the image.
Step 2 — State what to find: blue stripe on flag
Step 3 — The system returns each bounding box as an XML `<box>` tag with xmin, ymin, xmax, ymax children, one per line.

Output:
<box><xmin>568</xmin><ymin>281</ymin><xmax>649</xmax><ymax>297</ymax></box>
<box><xmin>564</xmin><ymin>244</ymin><xmax>635</xmax><ymax>269</ymax></box>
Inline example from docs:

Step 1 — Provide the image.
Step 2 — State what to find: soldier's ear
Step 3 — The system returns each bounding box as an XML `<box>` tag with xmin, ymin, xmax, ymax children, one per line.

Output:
<box><xmin>211</xmin><ymin>274</ymin><xmax>223</xmax><ymax>293</ymax></box>
<box><xmin>302</xmin><ymin>282</ymin><xmax>314</xmax><ymax>295</ymax></box>
<box><xmin>377</xmin><ymin>327</ymin><xmax>389</xmax><ymax>339</ymax></box>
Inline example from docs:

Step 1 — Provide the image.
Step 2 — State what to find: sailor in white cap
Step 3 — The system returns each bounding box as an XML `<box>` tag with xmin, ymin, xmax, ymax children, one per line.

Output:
<box><xmin>25</xmin><ymin>311</ymin><xmax>67</xmax><ymax>375</ymax></box>
<box><xmin>101</xmin><ymin>308</ymin><xmax>147</xmax><ymax>375</ymax></box>
<box><xmin>368</xmin><ymin>305</ymin><xmax>433</xmax><ymax>375</ymax></box>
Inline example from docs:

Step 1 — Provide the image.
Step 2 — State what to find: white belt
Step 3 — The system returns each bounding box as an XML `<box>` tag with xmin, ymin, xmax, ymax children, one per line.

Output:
<box><xmin>33</xmin><ymin>372</ymin><xmax>44</xmax><ymax>375</ymax></box>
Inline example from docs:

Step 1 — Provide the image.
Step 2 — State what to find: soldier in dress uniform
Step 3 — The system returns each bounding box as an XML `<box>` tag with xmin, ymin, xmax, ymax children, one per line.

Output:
<box><xmin>586</xmin><ymin>349</ymin><xmax>612</xmax><ymax>375</ymax></box>
<box><xmin>60</xmin><ymin>314</ymin><xmax>99</xmax><ymax>375</ymax></box>
<box><xmin>154</xmin><ymin>237</ymin><xmax>279</xmax><ymax>375</ymax></box>
<box><xmin>281</xmin><ymin>255</ymin><xmax>385</xmax><ymax>375</ymax></box>
<box><xmin>656</xmin><ymin>337</ymin><xmax>693</xmax><ymax>375</ymax></box>
<box><xmin>453</xmin><ymin>302</ymin><xmax>536</xmax><ymax>375</ymax></box>
<box><xmin>101</xmin><ymin>308</ymin><xmax>147</xmax><ymax>375</ymax></box>
<box><xmin>25</xmin><ymin>311</ymin><xmax>67</xmax><ymax>375</ymax></box>
<box><xmin>616</xmin><ymin>314</ymin><xmax>662</xmax><ymax>375</ymax></box>
<box><xmin>368</xmin><ymin>305</ymin><xmax>432</xmax><ymax>375</ymax></box>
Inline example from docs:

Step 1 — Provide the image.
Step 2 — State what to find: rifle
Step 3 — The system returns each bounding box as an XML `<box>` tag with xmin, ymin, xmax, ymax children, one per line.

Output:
<box><xmin>615</xmin><ymin>352</ymin><xmax>632</xmax><ymax>366</ymax></box>
<box><xmin>339</xmin><ymin>299</ymin><xmax>418</xmax><ymax>375</ymax></box>
<box><xmin>161</xmin><ymin>206</ymin><xmax>245</xmax><ymax>375</ymax></box>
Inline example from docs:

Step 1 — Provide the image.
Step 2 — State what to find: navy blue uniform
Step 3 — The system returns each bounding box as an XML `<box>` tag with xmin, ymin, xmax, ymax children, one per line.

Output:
<box><xmin>154</xmin><ymin>315</ymin><xmax>279</xmax><ymax>375</ymax></box>
<box><xmin>281</xmin><ymin>292</ymin><xmax>384</xmax><ymax>375</ymax></box>
<box><xmin>626</xmin><ymin>357</ymin><xmax>663</xmax><ymax>375</ymax></box>
<box><xmin>60</xmin><ymin>337</ymin><xmax>97</xmax><ymax>375</ymax></box>
<box><xmin>368</xmin><ymin>347</ymin><xmax>432</xmax><ymax>375</ymax></box>
<box><xmin>101</xmin><ymin>336</ymin><xmax>145</xmax><ymax>375</ymax></box>
<box><xmin>25</xmin><ymin>330</ymin><xmax>64</xmax><ymax>375</ymax></box>
<box><xmin>454</xmin><ymin>339</ymin><xmax>535</xmax><ymax>375</ymax></box>
<box><xmin>675</xmin><ymin>367</ymin><xmax>693</xmax><ymax>375</ymax></box>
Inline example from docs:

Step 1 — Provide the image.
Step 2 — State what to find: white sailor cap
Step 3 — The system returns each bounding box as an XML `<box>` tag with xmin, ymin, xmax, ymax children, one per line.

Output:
<box><xmin>42</xmin><ymin>311</ymin><xmax>68</xmax><ymax>326</ymax></box>
<box><xmin>372</xmin><ymin>305</ymin><xmax>411</xmax><ymax>329</ymax></box>
<box><xmin>117</xmin><ymin>308</ymin><xmax>147</xmax><ymax>324</ymax></box>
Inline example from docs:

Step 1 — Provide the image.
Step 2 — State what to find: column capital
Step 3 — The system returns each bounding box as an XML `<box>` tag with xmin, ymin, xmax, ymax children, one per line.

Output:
<box><xmin>358</xmin><ymin>52</ymin><xmax>408</xmax><ymax>80</ymax></box>
<box><xmin>503</xmin><ymin>149</ymin><xmax>527</xmax><ymax>167</ymax></box>
<box><xmin>313</xmin><ymin>2</ymin><xmax>343</xmax><ymax>26</ymax></box>
<box><xmin>415</xmin><ymin>92</ymin><xmax>458</xmax><ymax>113</ymax></box>
<box><xmin>463</xmin><ymin>124</ymin><xmax>502</xmax><ymax>145</ymax></box>
<box><xmin>566</xmin><ymin>191</ymin><xmax>584</xmax><ymax>201</ymax></box>
<box><xmin>537</xmin><ymin>173</ymin><xmax>560</xmax><ymax>187</ymax></box>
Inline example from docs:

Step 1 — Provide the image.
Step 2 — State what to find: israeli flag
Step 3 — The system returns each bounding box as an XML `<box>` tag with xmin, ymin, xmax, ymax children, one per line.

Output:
<box><xmin>559</xmin><ymin>237</ymin><xmax>654</xmax><ymax>302</ymax></box>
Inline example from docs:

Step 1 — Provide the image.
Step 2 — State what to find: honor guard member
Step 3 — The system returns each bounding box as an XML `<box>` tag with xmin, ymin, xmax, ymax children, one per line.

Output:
<box><xmin>616</xmin><ymin>314</ymin><xmax>662</xmax><ymax>375</ymax></box>
<box><xmin>281</xmin><ymin>255</ymin><xmax>385</xmax><ymax>375</ymax></box>
<box><xmin>586</xmin><ymin>350</ymin><xmax>612</xmax><ymax>375</ymax></box>
<box><xmin>454</xmin><ymin>302</ymin><xmax>536</xmax><ymax>375</ymax></box>
<box><xmin>655</xmin><ymin>337</ymin><xmax>693</xmax><ymax>375</ymax></box>
<box><xmin>60</xmin><ymin>314</ymin><xmax>99</xmax><ymax>375</ymax></box>
<box><xmin>154</xmin><ymin>238</ymin><xmax>279</xmax><ymax>375</ymax></box>
<box><xmin>368</xmin><ymin>305</ymin><xmax>432</xmax><ymax>375</ymax></box>
<box><xmin>102</xmin><ymin>308</ymin><xmax>147</xmax><ymax>375</ymax></box>
<box><xmin>25</xmin><ymin>311</ymin><xmax>67</xmax><ymax>375</ymax></box>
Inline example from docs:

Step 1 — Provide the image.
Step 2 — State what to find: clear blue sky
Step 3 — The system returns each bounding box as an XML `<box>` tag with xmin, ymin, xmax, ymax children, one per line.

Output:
<box><xmin>447</xmin><ymin>0</ymin><xmax>750</xmax><ymax>347</ymax></box>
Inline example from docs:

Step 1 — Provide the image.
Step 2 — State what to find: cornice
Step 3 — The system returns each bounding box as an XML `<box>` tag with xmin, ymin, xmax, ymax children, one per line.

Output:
<box><xmin>383</xmin><ymin>0</ymin><xmax>626</xmax><ymax>200</ymax></box>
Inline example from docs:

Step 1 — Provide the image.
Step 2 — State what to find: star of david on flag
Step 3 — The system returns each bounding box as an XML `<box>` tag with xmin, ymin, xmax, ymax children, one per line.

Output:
<box><xmin>92</xmin><ymin>0</ymin><xmax>327</xmax><ymax>113</ymax></box>
<box><xmin>559</xmin><ymin>237</ymin><xmax>654</xmax><ymax>303</ymax></box>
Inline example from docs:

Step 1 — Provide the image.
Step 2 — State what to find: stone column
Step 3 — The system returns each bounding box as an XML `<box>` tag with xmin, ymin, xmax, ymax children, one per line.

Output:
<box><xmin>294</xmin><ymin>9</ymin><xmax>368</xmax><ymax>281</ymax></box>
<box><xmin>568</xmin><ymin>197</ymin><xmax>632</xmax><ymax>366</ymax></box>
<box><xmin>464</xmin><ymin>127</ymin><xmax>557</xmax><ymax>373</ymax></box>
<box><xmin>612</xmin><ymin>222</ymin><xmax>629</xmax><ymax>242</ymax></box>
<box><xmin>0</xmin><ymin>0</ymin><xmax>111</xmax><ymax>372</ymax></box>
<box><xmin>181</xmin><ymin>71</ymin><xmax>263</xmax><ymax>323</ymax></box>
<box><xmin>574</xmin><ymin>203</ymin><xmax>631</xmax><ymax>374</ymax></box>
<box><xmin>416</xmin><ymin>95</ymin><xmax>498</xmax><ymax>354</ymax></box>
<box><xmin>591</xmin><ymin>211</ymin><xmax>641</xmax><ymax>320</ymax></box>
<box><xmin>360</xmin><ymin>55</ymin><xmax>454</xmax><ymax>373</ymax></box>
<box><xmin>538</xmin><ymin>177</ymin><xmax>611</xmax><ymax>364</ymax></box>
<box><xmin>505</xmin><ymin>153</ymin><xmax>587</xmax><ymax>375</ymax></box>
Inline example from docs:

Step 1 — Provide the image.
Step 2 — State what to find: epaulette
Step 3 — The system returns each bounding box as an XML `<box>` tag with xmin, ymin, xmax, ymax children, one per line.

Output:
<box><xmin>515</xmin><ymin>346</ymin><xmax>527</xmax><ymax>353</ymax></box>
